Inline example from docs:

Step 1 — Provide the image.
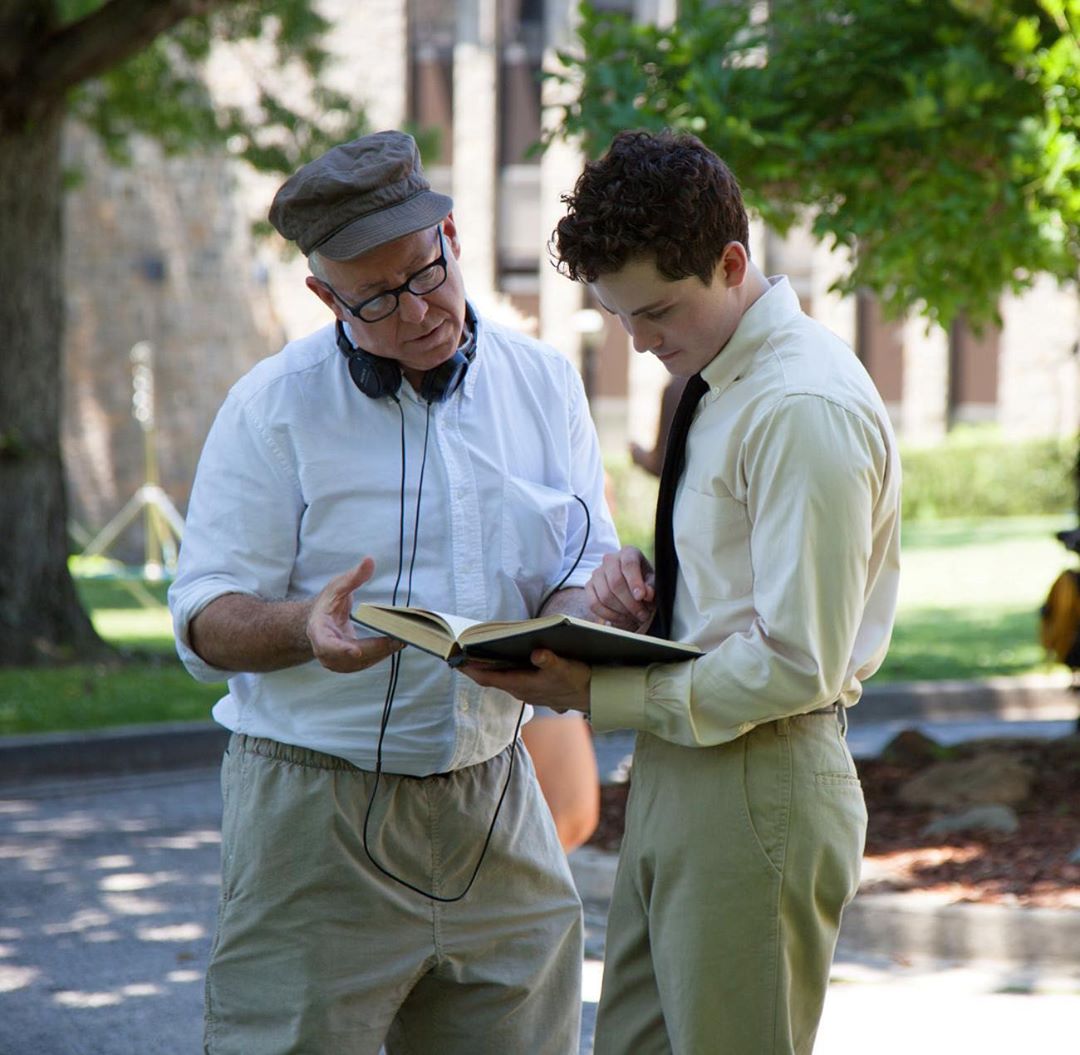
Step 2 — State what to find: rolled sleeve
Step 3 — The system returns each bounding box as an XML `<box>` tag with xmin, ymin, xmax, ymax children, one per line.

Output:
<box><xmin>169</xmin><ymin>578</ymin><xmax>252</xmax><ymax>683</ymax></box>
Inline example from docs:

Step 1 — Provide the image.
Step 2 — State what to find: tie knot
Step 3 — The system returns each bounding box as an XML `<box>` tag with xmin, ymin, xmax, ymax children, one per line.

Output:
<box><xmin>686</xmin><ymin>373</ymin><xmax>709</xmax><ymax>399</ymax></box>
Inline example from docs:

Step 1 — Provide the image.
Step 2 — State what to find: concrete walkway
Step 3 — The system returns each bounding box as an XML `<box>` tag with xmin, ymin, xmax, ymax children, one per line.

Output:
<box><xmin>0</xmin><ymin>674</ymin><xmax>1077</xmax><ymax>1054</ymax></box>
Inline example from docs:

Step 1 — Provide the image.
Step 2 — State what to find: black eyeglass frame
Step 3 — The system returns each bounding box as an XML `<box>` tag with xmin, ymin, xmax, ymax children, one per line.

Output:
<box><xmin>322</xmin><ymin>226</ymin><xmax>448</xmax><ymax>324</ymax></box>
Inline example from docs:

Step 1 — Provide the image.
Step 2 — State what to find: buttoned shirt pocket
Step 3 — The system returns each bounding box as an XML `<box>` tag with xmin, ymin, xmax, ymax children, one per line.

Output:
<box><xmin>675</xmin><ymin>485</ymin><xmax>753</xmax><ymax>601</ymax></box>
<box><xmin>500</xmin><ymin>476</ymin><xmax>572</xmax><ymax>613</ymax></box>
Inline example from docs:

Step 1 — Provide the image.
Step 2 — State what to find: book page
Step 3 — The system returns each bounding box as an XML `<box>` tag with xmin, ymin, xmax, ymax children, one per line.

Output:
<box><xmin>352</xmin><ymin>604</ymin><xmax>483</xmax><ymax>642</ymax></box>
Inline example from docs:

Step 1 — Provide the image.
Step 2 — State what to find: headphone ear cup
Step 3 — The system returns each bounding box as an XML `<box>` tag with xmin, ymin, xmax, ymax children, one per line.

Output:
<box><xmin>347</xmin><ymin>353</ymin><xmax>401</xmax><ymax>400</ymax></box>
<box><xmin>419</xmin><ymin>349</ymin><xmax>469</xmax><ymax>403</ymax></box>
<box><xmin>336</xmin><ymin>319</ymin><xmax>471</xmax><ymax>403</ymax></box>
<box><xmin>338</xmin><ymin>320</ymin><xmax>402</xmax><ymax>399</ymax></box>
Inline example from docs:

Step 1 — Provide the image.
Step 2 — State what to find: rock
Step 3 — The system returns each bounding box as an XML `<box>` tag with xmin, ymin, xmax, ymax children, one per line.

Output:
<box><xmin>880</xmin><ymin>728</ymin><xmax>945</xmax><ymax>766</ymax></box>
<box><xmin>921</xmin><ymin>804</ymin><xmax>1020</xmax><ymax>838</ymax></box>
<box><xmin>898</xmin><ymin>752</ymin><xmax>1033</xmax><ymax>809</ymax></box>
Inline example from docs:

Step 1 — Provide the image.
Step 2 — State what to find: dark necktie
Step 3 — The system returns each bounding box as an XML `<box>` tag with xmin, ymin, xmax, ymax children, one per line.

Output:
<box><xmin>650</xmin><ymin>373</ymin><xmax>710</xmax><ymax>640</ymax></box>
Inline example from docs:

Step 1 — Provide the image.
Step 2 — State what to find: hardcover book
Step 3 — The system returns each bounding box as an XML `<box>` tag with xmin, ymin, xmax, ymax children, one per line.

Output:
<box><xmin>351</xmin><ymin>603</ymin><xmax>702</xmax><ymax>667</ymax></box>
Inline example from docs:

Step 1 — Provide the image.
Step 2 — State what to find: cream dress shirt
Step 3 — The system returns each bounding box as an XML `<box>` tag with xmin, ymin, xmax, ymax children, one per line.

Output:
<box><xmin>590</xmin><ymin>277</ymin><xmax>901</xmax><ymax>745</ymax></box>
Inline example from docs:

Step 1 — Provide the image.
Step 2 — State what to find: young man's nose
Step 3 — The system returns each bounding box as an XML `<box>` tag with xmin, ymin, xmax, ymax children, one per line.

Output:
<box><xmin>630</xmin><ymin>324</ymin><xmax>660</xmax><ymax>355</ymax></box>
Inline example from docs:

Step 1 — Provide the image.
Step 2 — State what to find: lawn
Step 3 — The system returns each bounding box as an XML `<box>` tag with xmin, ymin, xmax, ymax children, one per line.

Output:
<box><xmin>873</xmin><ymin>515</ymin><xmax>1072</xmax><ymax>683</ymax></box>
<box><xmin>0</xmin><ymin>515</ymin><xmax>1074</xmax><ymax>735</ymax></box>
<box><xmin>0</xmin><ymin>575</ymin><xmax>222</xmax><ymax>735</ymax></box>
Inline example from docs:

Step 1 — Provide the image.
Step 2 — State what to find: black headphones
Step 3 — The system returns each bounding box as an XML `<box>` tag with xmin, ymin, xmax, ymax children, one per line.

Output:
<box><xmin>336</xmin><ymin>318</ymin><xmax>473</xmax><ymax>404</ymax></box>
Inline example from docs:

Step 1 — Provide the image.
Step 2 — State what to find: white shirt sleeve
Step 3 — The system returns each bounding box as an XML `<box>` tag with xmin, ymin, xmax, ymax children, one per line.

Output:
<box><xmin>559</xmin><ymin>362</ymin><xmax>620</xmax><ymax>590</ymax></box>
<box><xmin>167</xmin><ymin>393</ymin><xmax>305</xmax><ymax>683</ymax></box>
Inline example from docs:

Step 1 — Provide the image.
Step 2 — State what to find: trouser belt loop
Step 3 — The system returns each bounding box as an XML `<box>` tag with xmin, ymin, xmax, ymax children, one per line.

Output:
<box><xmin>804</xmin><ymin>701</ymin><xmax>848</xmax><ymax>736</ymax></box>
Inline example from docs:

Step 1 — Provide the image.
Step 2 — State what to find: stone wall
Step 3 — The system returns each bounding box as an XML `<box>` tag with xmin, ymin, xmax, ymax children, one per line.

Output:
<box><xmin>61</xmin><ymin>126</ymin><xmax>284</xmax><ymax>562</ymax></box>
<box><xmin>59</xmin><ymin>0</ymin><xmax>411</xmax><ymax>567</ymax></box>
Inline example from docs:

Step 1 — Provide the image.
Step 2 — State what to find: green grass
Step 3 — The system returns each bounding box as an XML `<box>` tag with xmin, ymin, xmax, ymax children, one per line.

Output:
<box><xmin>873</xmin><ymin>515</ymin><xmax>1071</xmax><ymax>683</ymax></box>
<box><xmin>0</xmin><ymin>663</ymin><xmax>223</xmax><ymax>735</ymax></box>
<box><xmin>0</xmin><ymin>574</ymin><xmax>223</xmax><ymax>736</ymax></box>
<box><xmin>0</xmin><ymin>514</ymin><xmax>1075</xmax><ymax>735</ymax></box>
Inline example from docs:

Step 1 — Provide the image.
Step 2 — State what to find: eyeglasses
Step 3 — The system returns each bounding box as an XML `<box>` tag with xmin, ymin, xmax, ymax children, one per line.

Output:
<box><xmin>325</xmin><ymin>226</ymin><xmax>448</xmax><ymax>324</ymax></box>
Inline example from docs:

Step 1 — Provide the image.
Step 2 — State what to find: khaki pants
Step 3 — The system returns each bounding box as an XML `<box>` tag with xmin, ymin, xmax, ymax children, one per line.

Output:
<box><xmin>595</xmin><ymin>711</ymin><xmax>866</xmax><ymax>1055</ymax></box>
<box><xmin>205</xmin><ymin>734</ymin><xmax>582</xmax><ymax>1055</ymax></box>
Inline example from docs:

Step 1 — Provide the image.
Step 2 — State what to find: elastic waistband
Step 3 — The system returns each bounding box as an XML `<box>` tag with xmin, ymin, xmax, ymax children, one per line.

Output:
<box><xmin>229</xmin><ymin>733</ymin><xmax>360</xmax><ymax>772</ymax></box>
<box><xmin>227</xmin><ymin>732</ymin><xmax>515</xmax><ymax>778</ymax></box>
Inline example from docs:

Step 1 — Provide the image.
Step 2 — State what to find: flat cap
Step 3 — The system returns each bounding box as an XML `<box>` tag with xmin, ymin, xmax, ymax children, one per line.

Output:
<box><xmin>268</xmin><ymin>130</ymin><xmax>452</xmax><ymax>260</ymax></box>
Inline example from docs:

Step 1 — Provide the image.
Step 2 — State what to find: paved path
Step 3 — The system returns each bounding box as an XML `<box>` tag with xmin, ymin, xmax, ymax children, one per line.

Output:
<box><xmin>1</xmin><ymin>763</ymin><xmax>1077</xmax><ymax>1055</ymax></box>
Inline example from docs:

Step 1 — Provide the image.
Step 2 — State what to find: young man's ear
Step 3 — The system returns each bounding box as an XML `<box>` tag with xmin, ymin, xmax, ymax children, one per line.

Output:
<box><xmin>719</xmin><ymin>241</ymin><xmax>750</xmax><ymax>288</ymax></box>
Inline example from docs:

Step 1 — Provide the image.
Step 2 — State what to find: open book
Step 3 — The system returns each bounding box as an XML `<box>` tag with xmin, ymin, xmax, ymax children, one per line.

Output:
<box><xmin>351</xmin><ymin>603</ymin><xmax>702</xmax><ymax>668</ymax></box>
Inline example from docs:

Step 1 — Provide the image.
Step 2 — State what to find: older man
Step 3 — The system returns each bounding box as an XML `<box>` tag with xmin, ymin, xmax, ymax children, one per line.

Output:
<box><xmin>169</xmin><ymin>131</ymin><xmax>617</xmax><ymax>1055</ymax></box>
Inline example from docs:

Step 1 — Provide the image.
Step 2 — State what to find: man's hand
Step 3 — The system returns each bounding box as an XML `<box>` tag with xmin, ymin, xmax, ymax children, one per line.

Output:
<box><xmin>307</xmin><ymin>558</ymin><xmax>404</xmax><ymax>673</ymax></box>
<box><xmin>586</xmin><ymin>546</ymin><xmax>656</xmax><ymax>632</ymax></box>
<box><xmin>458</xmin><ymin>650</ymin><xmax>592</xmax><ymax>715</ymax></box>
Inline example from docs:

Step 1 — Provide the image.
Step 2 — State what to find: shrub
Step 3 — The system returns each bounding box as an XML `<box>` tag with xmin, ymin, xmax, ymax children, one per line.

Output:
<box><xmin>606</xmin><ymin>430</ymin><xmax>1078</xmax><ymax>541</ymax></box>
<box><xmin>605</xmin><ymin>459</ymin><xmax>660</xmax><ymax>557</ymax></box>
<box><xmin>901</xmin><ymin>431</ymin><xmax>1076</xmax><ymax>520</ymax></box>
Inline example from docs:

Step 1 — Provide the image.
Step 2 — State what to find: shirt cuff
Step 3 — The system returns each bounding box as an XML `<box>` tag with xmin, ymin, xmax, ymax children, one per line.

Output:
<box><xmin>589</xmin><ymin>666</ymin><xmax>649</xmax><ymax>732</ymax></box>
<box><xmin>168</xmin><ymin>582</ymin><xmax>249</xmax><ymax>683</ymax></box>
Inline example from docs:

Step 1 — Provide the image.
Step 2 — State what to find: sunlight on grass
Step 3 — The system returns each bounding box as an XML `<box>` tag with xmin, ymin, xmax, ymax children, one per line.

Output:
<box><xmin>874</xmin><ymin>515</ymin><xmax>1072</xmax><ymax>683</ymax></box>
<box><xmin>897</xmin><ymin>515</ymin><xmax>1072</xmax><ymax>609</ymax></box>
<box><xmin>90</xmin><ymin>608</ymin><xmax>176</xmax><ymax>651</ymax></box>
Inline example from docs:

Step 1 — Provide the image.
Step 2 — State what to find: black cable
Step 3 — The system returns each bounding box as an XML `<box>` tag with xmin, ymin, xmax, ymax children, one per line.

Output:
<box><xmin>404</xmin><ymin>405</ymin><xmax>432</xmax><ymax>605</ymax></box>
<box><xmin>360</xmin><ymin>399</ymin><xmax>546</xmax><ymax>902</ymax></box>
<box><xmin>537</xmin><ymin>494</ymin><xmax>591</xmax><ymax>614</ymax></box>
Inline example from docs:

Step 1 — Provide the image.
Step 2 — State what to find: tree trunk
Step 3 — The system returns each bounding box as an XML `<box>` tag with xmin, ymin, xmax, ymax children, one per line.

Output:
<box><xmin>0</xmin><ymin>105</ymin><xmax>111</xmax><ymax>665</ymax></box>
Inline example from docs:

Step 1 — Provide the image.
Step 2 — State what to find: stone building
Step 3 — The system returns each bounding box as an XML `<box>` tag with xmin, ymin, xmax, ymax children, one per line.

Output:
<box><xmin>61</xmin><ymin>0</ymin><xmax>1080</xmax><ymax>562</ymax></box>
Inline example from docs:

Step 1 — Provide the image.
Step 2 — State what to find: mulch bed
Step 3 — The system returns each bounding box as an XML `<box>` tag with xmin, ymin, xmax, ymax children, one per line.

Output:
<box><xmin>586</xmin><ymin>733</ymin><xmax>1080</xmax><ymax>909</ymax></box>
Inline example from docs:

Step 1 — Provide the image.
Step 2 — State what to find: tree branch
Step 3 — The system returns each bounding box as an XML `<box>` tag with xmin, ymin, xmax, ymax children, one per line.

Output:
<box><xmin>4</xmin><ymin>0</ymin><xmax>237</xmax><ymax>122</ymax></box>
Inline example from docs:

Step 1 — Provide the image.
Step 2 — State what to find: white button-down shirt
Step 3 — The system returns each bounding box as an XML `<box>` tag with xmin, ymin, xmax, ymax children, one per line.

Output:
<box><xmin>590</xmin><ymin>277</ymin><xmax>901</xmax><ymax>744</ymax></box>
<box><xmin>169</xmin><ymin>313</ymin><xmax>618</xmax><ymax>776</ymax></box>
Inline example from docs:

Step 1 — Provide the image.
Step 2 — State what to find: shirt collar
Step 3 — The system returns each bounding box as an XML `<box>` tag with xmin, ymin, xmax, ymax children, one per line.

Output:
<box><xmin>459</xmin><ymin>300</ymin><xmax>481</xmax><ymax>399</ymax></box>
<box><xmin>701</xmin><ymin>276</ymin><xmax>801</xmax><ymax>394</ymax></box>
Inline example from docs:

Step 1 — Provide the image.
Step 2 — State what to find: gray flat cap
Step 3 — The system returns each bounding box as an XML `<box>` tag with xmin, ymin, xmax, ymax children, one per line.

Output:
<box><xmin>268</xmin><ymin>130</ymin><xmax>453</xmax><ymax>260</ymax></box>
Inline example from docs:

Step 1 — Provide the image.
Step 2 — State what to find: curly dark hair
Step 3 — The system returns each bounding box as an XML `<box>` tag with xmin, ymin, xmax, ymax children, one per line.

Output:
<box><xmin>552</xmin><ymin>129</ymin><xmax>750</xmax><ymax>285</ymax></box>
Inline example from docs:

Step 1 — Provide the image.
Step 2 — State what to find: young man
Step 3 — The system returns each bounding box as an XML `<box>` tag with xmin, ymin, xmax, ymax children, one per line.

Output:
<box><xmin>461</xmin><ymin>129</ymin><xmax>902</xmax><ymax>1054</ymax></box>
<box><xmin>168</xmin><ymin>131</ymin><xmax>618</xmax><ymax>1054</ymax></box>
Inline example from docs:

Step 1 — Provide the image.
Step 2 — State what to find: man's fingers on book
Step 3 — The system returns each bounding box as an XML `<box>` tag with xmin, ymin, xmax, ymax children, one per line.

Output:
<box><xmin>587</xmin><ymin>599</ymin><xmax>640</xmax><ymax>631</ymax></box>
<box><xmin>618</xmin><ymin>548</ymin><xmax>652</xmax><ymax>613</ymax></box>
<box><xmin>592</xmin><ymin>552</ymin><xmax>651</xmax><ymax>622</ymax></box>
<box><xmin>585</xmin><ymin>591</ymin><xmax>624</xmax><ymax>626</ymax></box>
<box><xmin>586</xmin><ymin>577</ymin><xmax>635</xmax><ymax>623</ymax></box>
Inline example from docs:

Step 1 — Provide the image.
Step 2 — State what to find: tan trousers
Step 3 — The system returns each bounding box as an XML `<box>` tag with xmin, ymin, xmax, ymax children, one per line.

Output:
<box><xmin>594</xmin><ymin>711</ymin><xmax>867</xmax><ymax>1055</ymax></box>
<box><xmin>205</xmin><ymin>734</ymin><xmax>582</xmax><ymax>1055</ymax></box>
